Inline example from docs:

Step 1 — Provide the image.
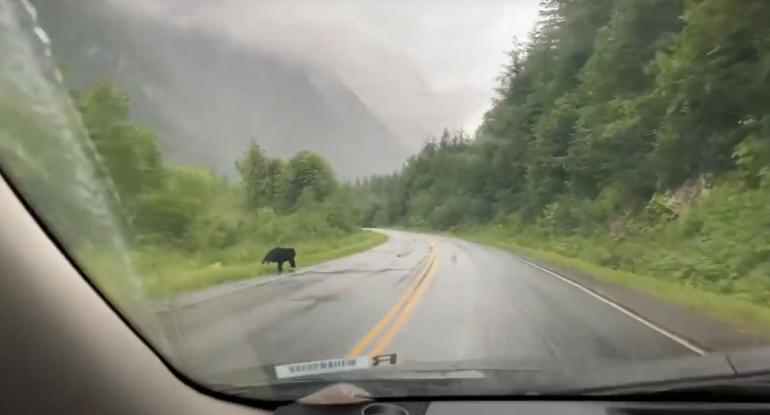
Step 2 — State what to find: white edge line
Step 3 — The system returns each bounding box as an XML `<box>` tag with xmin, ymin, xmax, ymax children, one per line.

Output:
<box><xmin>515</xmin><ymin>256</ymin><xmax>707</xmax><ymax>355</ymax></box>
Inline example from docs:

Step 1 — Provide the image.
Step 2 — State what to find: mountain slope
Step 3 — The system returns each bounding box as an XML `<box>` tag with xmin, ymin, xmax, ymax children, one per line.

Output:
<box><xmin>32</xmin><ymin>0</ymin><xmax>408</xmax><ymax>178</ymax></box>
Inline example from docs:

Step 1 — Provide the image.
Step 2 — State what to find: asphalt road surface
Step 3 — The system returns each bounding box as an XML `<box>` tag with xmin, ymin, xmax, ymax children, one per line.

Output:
<box><xmin>159</xmin><ymin>229</ymin><xmax>695</xmax><ymax>381</ymax></box>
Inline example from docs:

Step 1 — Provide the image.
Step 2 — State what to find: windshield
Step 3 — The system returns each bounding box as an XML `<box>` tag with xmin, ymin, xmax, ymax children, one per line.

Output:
<box><xmin>1</xmin><ymin>0</ymin><xmax>770</xmax><ymax>402</ymax></box>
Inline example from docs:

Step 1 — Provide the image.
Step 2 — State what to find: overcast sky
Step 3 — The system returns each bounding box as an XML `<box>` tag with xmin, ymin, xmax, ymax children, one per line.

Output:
<box><xmin>113</xmin><ymin>0</ymin><xmax>542</xmax><ymax>149</ymax></box>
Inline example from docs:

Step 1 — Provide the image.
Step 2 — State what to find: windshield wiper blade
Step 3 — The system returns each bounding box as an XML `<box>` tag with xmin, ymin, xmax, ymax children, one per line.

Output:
<box><xmin>585</xmin><ymin>376</ymin><xmax>770</xmax><ymax>400</ymax></box>
<box><xmin>560</xmin><ymin>348</ymin><xmax>770</xmax><ymax>397</ymax></box>
<box><xmin>207</xmin><ymin>348</ymin><xmax>770</xmax><ymax>401</ymax></box>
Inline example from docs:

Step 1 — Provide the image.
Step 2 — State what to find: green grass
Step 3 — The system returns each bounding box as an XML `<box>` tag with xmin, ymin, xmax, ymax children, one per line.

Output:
<box><xmin>83</xmin><ymin>230</ymin><xmax>387</xmax><ymax>297</ymax></box>
<box><xmin>456</xmin><ymin>229</ymin><xmax>770</xmax><ymax>337</ymax></box>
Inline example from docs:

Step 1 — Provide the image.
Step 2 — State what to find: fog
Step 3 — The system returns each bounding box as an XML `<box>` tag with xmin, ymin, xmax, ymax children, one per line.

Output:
<box><xmin>110</xmin><ymin>0</ymin><xmax>541</xmax><ymax>149</ymax></box>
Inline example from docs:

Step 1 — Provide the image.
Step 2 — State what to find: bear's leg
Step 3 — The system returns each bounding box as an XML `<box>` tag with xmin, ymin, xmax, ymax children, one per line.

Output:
<box><xmin>289</xmin><ymin>258</ymin><xmax>296</xmax><ymax>269</ymax></box>
<box><xmin>277</xmin><ymin>261</ymin><xmax>284</xmax><ymax>273</ymax></box>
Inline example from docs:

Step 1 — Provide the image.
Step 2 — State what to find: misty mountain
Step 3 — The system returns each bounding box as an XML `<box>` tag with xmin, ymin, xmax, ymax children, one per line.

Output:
<box><xmin>31</xmin><ymin>0</ymin><xmax>409</xmax><ymax>179</ymax></box>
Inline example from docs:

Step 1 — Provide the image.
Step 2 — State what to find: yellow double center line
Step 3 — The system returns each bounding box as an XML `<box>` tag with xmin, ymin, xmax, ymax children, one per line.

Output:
<box><xmin>346</xmin><ymin>241</ymin><xmax>440</xmax><ymax>358</ymax></box>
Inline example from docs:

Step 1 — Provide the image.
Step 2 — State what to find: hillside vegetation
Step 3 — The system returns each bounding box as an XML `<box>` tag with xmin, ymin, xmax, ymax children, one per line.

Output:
<box><xmin>355</xmin><ymin>0</ymin><xmax>770</xmax><ymax>319</ymax></box>
<box><xmin>72</xmin><ymin>82</ymin><xmax>385</xmax><ymax>296</ymax></box>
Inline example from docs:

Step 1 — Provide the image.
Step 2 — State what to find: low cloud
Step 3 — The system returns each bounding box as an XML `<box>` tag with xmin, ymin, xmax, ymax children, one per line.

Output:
<box><xmin>111</xmin><ymin>0</ymin><xmax>540</xmax><ymax>148</ymax></box>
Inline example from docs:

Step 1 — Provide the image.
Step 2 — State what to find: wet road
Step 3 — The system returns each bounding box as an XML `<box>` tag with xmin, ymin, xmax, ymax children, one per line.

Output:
<box><xmin>159</xmin><ymin>229</ymin><xmax>694</xmax><ymax>381</ymax></box>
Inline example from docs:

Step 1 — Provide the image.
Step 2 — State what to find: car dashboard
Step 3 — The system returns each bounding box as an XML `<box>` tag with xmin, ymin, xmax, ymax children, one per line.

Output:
<box><xmin>275</xmin><ymin>401</ymin><xmax>770</xmax><ymax>415</ymax></box>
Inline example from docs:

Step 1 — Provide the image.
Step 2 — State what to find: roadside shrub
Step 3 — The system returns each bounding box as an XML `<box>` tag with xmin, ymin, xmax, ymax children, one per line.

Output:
<box><xmin>430</xmin><ymin>195</ymin><xmax>469</xmax><ymax>229</ymax></box>
<box><xmin>132</xmin><ymin>191</ymin><xmax>200</xmax><ymax>244</ymax></box>
<box><xmin>189</xmin><ymin>212</ymin><xmax>241</xmax><ymax>250</ymax></box>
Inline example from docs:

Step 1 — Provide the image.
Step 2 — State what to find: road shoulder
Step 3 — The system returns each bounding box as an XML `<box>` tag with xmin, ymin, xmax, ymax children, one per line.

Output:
<box><xmin>156</xmin><ymin>230</ymin><xmax>390</xmax><ymax>310</ymax></box>
<box><xmin>457</xmin><ymin>233</ymin><xmax>770</xmax><ymax>352</ymax></box>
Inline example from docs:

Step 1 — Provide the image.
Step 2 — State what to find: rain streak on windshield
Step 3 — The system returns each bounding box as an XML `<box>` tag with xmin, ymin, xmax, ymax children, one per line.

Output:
<box><xmin>1</xmin><ymin>0</ymin><xmax>770</xmax><ymax>401</ymax></box>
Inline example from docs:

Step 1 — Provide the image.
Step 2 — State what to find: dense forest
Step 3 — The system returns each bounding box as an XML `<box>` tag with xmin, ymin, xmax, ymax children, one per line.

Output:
<box><xmin>356</xmin><ymin>0</ymin><xmax>770</xmax><ymax>305</ymax></box>
<box><xmin>71</xmin><ymin>82</ymin><xmax>382</xmax><ymax>295</ymax></box>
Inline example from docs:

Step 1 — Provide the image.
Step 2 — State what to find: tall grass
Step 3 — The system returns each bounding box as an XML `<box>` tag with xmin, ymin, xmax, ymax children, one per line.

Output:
<box><xmin>84</xmin><ymin>230</ymin><xmax>387</xmax><ymax>296</ymax></box>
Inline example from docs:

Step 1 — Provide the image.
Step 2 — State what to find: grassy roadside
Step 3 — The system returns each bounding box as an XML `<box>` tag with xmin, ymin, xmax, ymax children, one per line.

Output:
<box><xmin>84</xmin><ymin>230</ymin><xmax>388</xmax><ymax>297</ymax></box>
<box><xmin>455</xmin><ymin>229</ymin><xmax>770</xmax><ymax>337</ymax></box>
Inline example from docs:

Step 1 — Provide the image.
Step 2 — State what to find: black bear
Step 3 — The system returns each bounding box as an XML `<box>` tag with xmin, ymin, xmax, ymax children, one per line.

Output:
<box><xmin>262</xmin><ymin>247</ymin><xmax>296</xmax><ymax>273</ymax></box>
